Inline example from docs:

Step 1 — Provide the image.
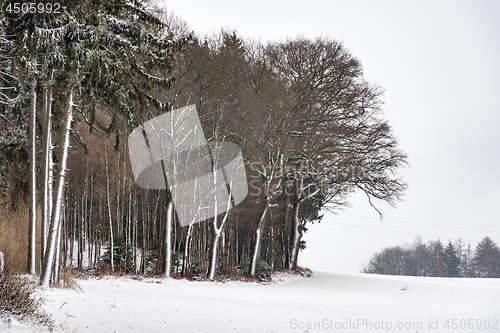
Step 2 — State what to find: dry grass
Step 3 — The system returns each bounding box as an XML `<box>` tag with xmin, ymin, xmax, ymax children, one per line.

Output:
<box><xmin>295</xmin><ymin>266</ymin><xmax>314</xmax><ymax>277</ymax></box>
<box><xmin>0</xmin><ymin>202</ymin><xmax>55</xmax><ymax>329</ymax></box>
<box><xmin>0</xmin><ymin>204</ymin><xmax>29</xmax><ymax>272</ymax></box>
<box><xmin>0</xmin><ymin>203</ymin><xmax>42</xmax><ymax>273</ymax></box>
<box><xmin>54</xmin><ymin>270</ymin><xmax>82</xmax><ymax>292</ymax></box>
<box><xmin>0</xmin><ymin>269</ymin><xmax>54</xmax><ymax>329</ymax></box>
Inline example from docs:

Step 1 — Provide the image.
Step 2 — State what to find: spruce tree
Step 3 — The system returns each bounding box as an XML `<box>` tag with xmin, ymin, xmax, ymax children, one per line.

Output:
<box><xmin>473</xmin><ymin>237</ymin><xmax>500</xmax><ymax>278</ymax></box>
<box><xmin>443</xmin><ymin>242</ymin><xmax>461</xmax><ymax>277</ymax></box>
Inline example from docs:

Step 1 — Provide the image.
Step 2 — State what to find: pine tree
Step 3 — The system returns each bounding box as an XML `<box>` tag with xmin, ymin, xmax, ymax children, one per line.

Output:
<box><xmin>473</xmin><ymin>237</ymin><xmax>500</xmax><ymax>278</ymax></box>
<box><xmin>444</xmin><ymin>242</ymin><xmax>461</xmax><ymax>277</ymax></box>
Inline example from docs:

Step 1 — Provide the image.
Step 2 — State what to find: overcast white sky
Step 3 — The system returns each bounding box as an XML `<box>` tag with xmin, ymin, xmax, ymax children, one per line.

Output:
<box><xmin>163</xmin><ymin>0</ymin><xmax>500</xmax><ymax>272</ymax></box>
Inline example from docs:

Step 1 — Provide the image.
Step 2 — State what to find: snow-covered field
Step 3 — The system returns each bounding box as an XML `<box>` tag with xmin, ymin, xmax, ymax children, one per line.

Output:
<box><xmin>3</xmin><ymin>272</ymin><xmax>500</xmax><ymax>333</ymax></box>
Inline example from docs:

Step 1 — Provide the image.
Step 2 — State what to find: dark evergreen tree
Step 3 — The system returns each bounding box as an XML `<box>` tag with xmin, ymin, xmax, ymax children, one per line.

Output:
<box><xmin>473</xmin><ymin>237</ymin><xmax>500</xmax><ymax>278</ymax></box>
<box><xmin>101</xmin><ymin>234</ymin><xmax>134</xmax><ymax>273</ymax></box>
<box><xmin>0</xmin><ymin>22</ymin><xmax>26</xmax><ymax>199</ymax></box>
<box><xmin>443</xmin><ymin>242</ymin><xmax>461</xmax><ymax>277</ymax></box>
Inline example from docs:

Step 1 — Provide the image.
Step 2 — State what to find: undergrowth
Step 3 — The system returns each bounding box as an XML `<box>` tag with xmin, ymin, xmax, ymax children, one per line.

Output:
<box><xmin>0</xmin><ymin>269</ymin><xmax>54</xmax><ymax>329</ymax></box>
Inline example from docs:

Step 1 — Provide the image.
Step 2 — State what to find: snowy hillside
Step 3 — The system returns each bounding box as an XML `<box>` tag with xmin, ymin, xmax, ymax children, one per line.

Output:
<box><xmin>3</xmin><ymin>272</ymin><xmax>497</xmax><ymax>333</ymax></box>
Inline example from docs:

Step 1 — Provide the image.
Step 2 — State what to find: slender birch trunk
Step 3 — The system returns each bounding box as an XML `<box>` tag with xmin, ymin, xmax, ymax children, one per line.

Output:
<box><xmin>249</xmin><ymin>203</ymin><xmax>269</xmax><ymax>276</ymax></box>
<box><xmin>104</xmin><ymin>144</ymin><xmax>114</xmax><ymax>271</ymax></box>
<box><xmin>40</xmin><ymin>82</ymin><xmax>74</xmax><ymax>288</ymax></box>
<box><xmin>249</xmin><ymin>159</ymin><xmax>282</xmax><ymax>276</ymax></box>
<box><xmin>0</xmin><ymin>251</ymin><xmax>4</xmax><ymax>275</ymax></box>
<box><xmin>207</xmin><ymin>161</ymin><xmax>219</xmax><ymax>280</ymax></box>
<box><xmin>133</xmin><ymin>194</ymin><xmax>138</xmax><ymax>273</ymax></box>
<box><xmin>88</xmin><ymin>173</ymin><xmax>94</xmax><ymax>267</ymax></box>
<box><xmin>208</xmin><ymin>229</ymin><xmax>221</xmax><ymax>280</ymax></box>
<box><xmin>163</xmin><ymin>196</ymin><xmax>173</xmax><ymax>277</ymax></box>
<box><xmin>208</xmin><ymin>180</ymin><xmax>233</xmax><ymax>280</ymax></box>
<box><xmin>41</xmin><ymin>69</ymin><xmax>54</xmax><ymax>263</ymax></box>
<box><xmin>28</xmin><ymin>75</ymin><xmax>37</xmax><ymax>275</ymax></box>
<box><xmin>289</xmin><ymin>201</ymin><xmax>302</xmax><ymax>270</ymax></box>
<box><xmin>140</xmin><ymin>196</ymin><xmax>146</xmax><ymax>274</ymax></box>
<box><xmin>283</xmin><ymin>188</ymin><xmax>293</xmax><ymax>268</ymax></box>
<box><xmin>52</xmin><ymin>219</ymin><xmax>62</xmax><ymax>284</ymax></box>
<box><xmin>208</xmin><ymin>211</ymin><xmax>231</xmax><ymax>280</ymax></box>
<box><xmin>182</xmin><ymin>223</ymin><xmax>193</xmax><ymax>276</ymax></box>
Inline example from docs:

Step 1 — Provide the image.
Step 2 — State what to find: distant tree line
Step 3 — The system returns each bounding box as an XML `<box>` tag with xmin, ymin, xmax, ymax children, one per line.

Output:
<box><xmin>363</xmin><ymin>236</ymin><xmax>500</xmax><ymax>278</ymax></box>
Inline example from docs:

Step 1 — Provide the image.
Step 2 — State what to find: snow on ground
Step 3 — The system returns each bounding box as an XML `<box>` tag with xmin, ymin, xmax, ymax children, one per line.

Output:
<box><xmin>0</xmin><ymin>317</ymin><xmax>52</xmax><ymax>333</ymax></box>
<box><xmin>4</xmin><ymin>272</ymin><xmax>500</xmax><ymax>333</ymax></box>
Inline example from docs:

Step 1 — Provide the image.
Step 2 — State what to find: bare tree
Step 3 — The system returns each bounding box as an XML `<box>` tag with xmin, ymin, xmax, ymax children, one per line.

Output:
<box><xmin>263</xmin><ymin>38</ymin><xmax>407</xmax><ymax>269</ymax></box>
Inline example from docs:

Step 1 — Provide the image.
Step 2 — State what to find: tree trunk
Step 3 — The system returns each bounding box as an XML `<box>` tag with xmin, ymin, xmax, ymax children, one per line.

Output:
<box><xmin>104</xmin><ymin>144</ymin><xmax>114</xmax><ymax>271</ymax></box>
<box><xmin>28</xmin><ymin>76</ymin><xmax>37</xmax><ymax>275</ymax></box>
<box><xmin>52</xmin><ymin>220</ymin><xmax>62</xmax><ymax>284</ymax></box>
<box><xmin>88</xmin><ymin>173</ymin><xmax>94</xmax><ymax>268</ymax></box>
<box><xmin>40</xmin><ymin>83</ymin><xmax>74</xmax><ymax>288</ymax></box>
<box><xmin>163</xmin><ymin>196</ymin><xmax>173</xmax><ymax>277</ymax></box>
<box><xmin>140</xmin><ymin>194</ymin><xmax>146</xmax><ymax>274</ymax></box>
<box><xmin>249</xmin><ymin>203</ymin><xmax>268</xmax><ymax>276</ymax></box>
<box><xmin>283</xmin><ymin>189</ymin><xmax>292</xmax><ymax>268</ymax></box>
<box><xmin>182</xmin><ymin>223</ymin><xmax>193</xmax><ymax>276</ymax></box>
<box><xmin>250</xmin><ymin>227</ymin><xmax>262</xmax><ymax>276</ymax></box>
<box><xmin>0</xmin><ymin>251</ymin><xmax>4</xmax><ymax>275</ymax></box>
<box><xmin>208</xmin><ymin>229</ymin><xmax>221</xmax><ymax>280</ymax></box>
<box><xmin>208</xmin><ymin>169</ymin><xmax>233</xmax><ymax>280</ymax></box>
<box><xmin>133</xmin><ymin>194</ymin><xmax>138</xmax><ymax>273</ymax></box>
<box><xmin>289</xmin><ymin>201</ymin><xmax>302</xmax><ymax>270</ymax></box>
<box><xmin>41</xmin><ymin>70</ymin><xmax>54</xmax><ymax>264</ymax></box>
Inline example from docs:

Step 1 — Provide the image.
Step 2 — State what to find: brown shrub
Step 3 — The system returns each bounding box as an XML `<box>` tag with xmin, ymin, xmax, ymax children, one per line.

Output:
<box><xmin>0</xmin><ymin>269</ymin><xmax>54</xmax><ymax>328</ymax></box>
